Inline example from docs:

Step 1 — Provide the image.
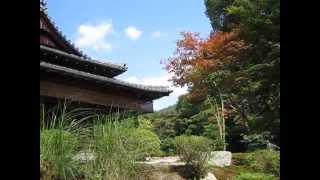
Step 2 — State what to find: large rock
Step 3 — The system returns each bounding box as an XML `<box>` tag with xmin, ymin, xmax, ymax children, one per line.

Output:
<box><xmin>201</xmin><ymin>173</ymin><xmax>217</xmax><ymax>180</ymax></box>
<box><xmin>208</xmin><ymin>151</ymin><xmax>232</xmax><ymax>167</ymax></box>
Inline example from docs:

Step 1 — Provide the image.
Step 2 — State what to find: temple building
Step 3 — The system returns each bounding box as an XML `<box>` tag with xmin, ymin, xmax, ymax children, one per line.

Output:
<box><xmin>40</xmin><ymin>1</ymin><xmax>172</xmax><ymax>112</ymax></box>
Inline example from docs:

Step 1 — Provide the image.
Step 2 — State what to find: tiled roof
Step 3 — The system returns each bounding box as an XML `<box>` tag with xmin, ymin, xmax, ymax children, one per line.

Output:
<box><xmin>41</xmin><ymin>45</ymin><xmax>127</xmax><ymax>72</ymax></box>
<box><xmin>40</xmin><ymin>61</ymin><xmax>173</xmax><ymax>94</ymax></box>
<box><xmin>40</xmin><ymin>0</ymin><xmax>88</xmax><ymax>58</ymax></box>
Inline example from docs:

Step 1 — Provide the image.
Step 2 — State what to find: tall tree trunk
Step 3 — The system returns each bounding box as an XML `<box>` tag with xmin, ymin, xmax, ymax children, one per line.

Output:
<box><xmin>208</xmin><ymin>94</ymin><xmax>226</xmax><ymax>151</ymax></box>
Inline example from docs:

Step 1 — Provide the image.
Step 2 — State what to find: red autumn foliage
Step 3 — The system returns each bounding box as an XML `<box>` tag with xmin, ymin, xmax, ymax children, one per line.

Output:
<box><xmin>164</xmin><ymin>29</ymin><xmax>250</xmax><ymax>101</ymax></box>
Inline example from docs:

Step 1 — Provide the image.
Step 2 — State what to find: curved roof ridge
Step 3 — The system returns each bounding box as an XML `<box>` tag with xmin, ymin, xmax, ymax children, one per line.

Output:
<box><xmin>40</xmin><ymin>0</ymin><xmax>47</xmax><ymax>13</ymax></box>
<box><xmin>40</xmin><ymin>61</ymin><xmax>173</xmax><ymax>93</ymax></box>
<box><xmin>40</xmin><ymin>45</ymin><xmax>127</xmax><ymax>71</ymax></box>
<box><xmin>40</xmin><ymin>1</ymin><xmax>88</xmax><ymax>58</ymax></box>
<box><xmin>112</xmin><ymin>77</ymin><xmax>172</xmax><ymax>92</ymax></box>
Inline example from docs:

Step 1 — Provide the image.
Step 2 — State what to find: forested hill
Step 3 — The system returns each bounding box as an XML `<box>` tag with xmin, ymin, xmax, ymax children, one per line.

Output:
<box><xmin>155</xmin><ymin>105</ymin><xmax>176</xmax><ymax>114</ymax></box>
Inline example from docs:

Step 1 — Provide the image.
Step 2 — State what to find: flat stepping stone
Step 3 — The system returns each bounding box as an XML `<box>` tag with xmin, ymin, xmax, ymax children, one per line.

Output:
<box><xmin>138</xmin><ymin>156</ymin><xmax>185</xmax><ymax>166</ymax></box>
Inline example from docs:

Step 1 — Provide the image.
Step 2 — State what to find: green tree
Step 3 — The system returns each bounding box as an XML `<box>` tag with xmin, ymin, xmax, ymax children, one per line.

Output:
<box><xmin>164</xmin><ymin>0</ymin><xmax>280</xmax><ymax>151</ymax></box>
<box><xmin>204</xmin><ymin>0</ymin><xmax>280</xmax><ymax>146</ymax></box>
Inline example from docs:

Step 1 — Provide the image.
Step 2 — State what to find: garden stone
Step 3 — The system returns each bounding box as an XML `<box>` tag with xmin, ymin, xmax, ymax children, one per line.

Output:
<box><xmin>201</xmin><ymin>173</ymin><xmax>217</xmax><ymax>180</ymax></box>
<box><xmin>208</xmin><ymin>151</ymin><xmax>232</xmax><ymax>167</ymax></box>
<box><xmin>73</xmin><ymin>151</ymin><xmax>96</xmax><ymax>163</ymax></box>
<box><xmin>139</xmin><ymin>156</ymin><xmax>185</xmax><ymax>166</ymax></box>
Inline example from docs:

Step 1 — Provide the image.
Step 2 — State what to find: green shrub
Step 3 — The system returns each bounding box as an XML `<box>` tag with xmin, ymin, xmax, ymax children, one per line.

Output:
<box><xmin>235</xmin><ymin>172</ymin><xmax>276</xmax><ymax>180</ymax></box>
<box><xmin>245</xmin><ymin>149</ymin><xmax>280</xmax><ymax>177</ymax></box>
<box><xmin>233</xmin><ymin>150</ymin><xmax>280</xmax><ymax>177</ymax></box>
<box><xmin>160</xmin><ymin>137</ymin><xmax>175</xmax><ymax>156</ymax></box>
<box><xmin>241</xmin><ymin>132</ymin><xmax>274</xmax><ymax>151</ymax></box>
<box><xmin>174</xmin><ymin>135</ymin><xmax>213</xmax><ymax>179</ymax></box>
<box><xmin>40</xmin><ymin>129</ymin><xmax>79</xmax><ymax>179</ymax></box>
<box><xmin>203</xmin><ymin>123</ymin><xmax>225</xmax><ymax>150</ymax></box>
<box><xmin>128</xmin><ymin>128</ymin><xmax>161</xmax><ymax>160</ymax></box>
<box><xmin>137</xmin><ymin>117</ymin><xmax>153</xmax><ymax>130</ymax></box>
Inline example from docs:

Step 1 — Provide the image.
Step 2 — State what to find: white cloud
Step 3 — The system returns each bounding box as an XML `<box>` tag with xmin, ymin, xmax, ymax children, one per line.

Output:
<box><xmin>75</xmin><ymin>21</ymin><xmax>113</xmax><ymax>51</ymax></box>
<box><xmin>151</xmin><ymin>31</ymin><xmax>162</xmax><ymax>38</ymax></box>
<box><xmin>125</xmin><ymin>26</ymin><xmax>142</xmax><ymax>40</ymax></box>
<box><xmin>124</xmin><ymin>73</ymin><xmax>188</xmax><ymax>110</ymax></box>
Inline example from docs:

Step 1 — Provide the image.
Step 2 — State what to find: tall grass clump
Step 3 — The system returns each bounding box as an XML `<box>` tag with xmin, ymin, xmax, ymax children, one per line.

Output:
<box><xmin>83</xmin><ymin>116</ymin><xmax>138</xmax><ymax>180</ymax></box>
<box><xmin>40</xmin><ymin>129</ymin><xmax>79</xmax><ymax>179</ymax></box>
<box><xmin>40</xmin><ymin>102</ymin><xmax>162</xmax><ymax>179</ymax></box>
<box><xmin>40</xmin><ymin>102</ymin><xmax>95</xmax><ymax>179</ymax></box>
<box><xmin>82</xmin><ymin>113</ymin><xmax>162</xmax><ymax>179</ymax></box>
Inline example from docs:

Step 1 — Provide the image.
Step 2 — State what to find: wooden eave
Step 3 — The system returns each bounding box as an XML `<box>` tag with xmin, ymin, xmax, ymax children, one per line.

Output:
<box><xmin>40</xmin><ymin>61</ymin><xmax>172</xmax><ymax>101</ymax></box>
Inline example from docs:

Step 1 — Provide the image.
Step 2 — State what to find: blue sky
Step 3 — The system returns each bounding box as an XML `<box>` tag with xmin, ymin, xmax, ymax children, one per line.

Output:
<box><xmin>47</xmin><ymin>0</ymin><xmax>212</xmax><ymax>111</ymax></box>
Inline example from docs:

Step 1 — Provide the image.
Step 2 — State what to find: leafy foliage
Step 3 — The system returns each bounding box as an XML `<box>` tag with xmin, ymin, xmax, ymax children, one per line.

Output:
<box><xmin>233</xmin><ymin>149</ymin><xmax>280</xmax><ymax>177</ymax></box>
<box><xmin>137</xmin><ymin>117</ymin><xmax>153</xmax><ymax>130</ymax></box>
<box><xmin>142</xmin><ymin>97</ymin><xmax>227</xmax><ymax>154</ymax></box>
<box><xmin>203</xmin><ymin>123</ymin><xmax>224</xmax><ymax>150</ymax></box>
<box><xmin>128</xmin><ymin>128</ymin><xmax>161</xmax><ymax>160</ymax></box>
<box><xmin>164</xmin><ymin>29</ymin><xmax>249</xmax><ymax>102</ymax></box>
<box><xmin>204</xmin><ymin>0</ymin><xmax>237</xmax><ymax>31</ymax></box>
<box><xmin>163</xmin><ymin>0</ymin><xmax>280</xmax><ymax>151</ymax></box>
<box><xmin>174</xmin><ymin>135</ymin><xmax>213</xmax><ymax>179</ymax></box>
<box><xmin>245</xmin><ymin>149</ymin><xmax>280</xmax><ymax>177</ymax></box>
<box><xmin>159</xmin><ymin>137</ymin><xmax>175</xmax><ymax>156</ymax></box>
<box><xmin>241</xmin><ymin>131</ymin><xmax>274</xmax><ymax>151</ymax></box>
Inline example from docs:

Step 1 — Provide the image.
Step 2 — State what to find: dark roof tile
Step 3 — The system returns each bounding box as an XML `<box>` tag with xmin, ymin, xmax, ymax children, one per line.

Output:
<box><xmin>40</xmin><ymin>61</ymin><xmax>172</xmax><ymax>94</ymax></box>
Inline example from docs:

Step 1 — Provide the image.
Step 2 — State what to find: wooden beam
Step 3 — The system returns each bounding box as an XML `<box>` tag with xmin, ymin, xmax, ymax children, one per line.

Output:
<box><xmin>40</xmin><ymin>79</ymin><xmax>154</xmax><ymax>112</ymax></box>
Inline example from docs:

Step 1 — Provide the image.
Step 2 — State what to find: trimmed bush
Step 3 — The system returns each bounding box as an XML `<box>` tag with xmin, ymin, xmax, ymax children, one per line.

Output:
<box><xmin>128</xmin><ymin>128</ymin><xmax>161</xmax><ymax>160</ymax></box>
<box><xmin>235</xmin><ymin>172</ymin><xmax>276</xmax><ymax>180</ymax></box>
<box><xmin>174</xmin><ymin>135</ymin><xmax>213</xmax><ymax>179</ymax></box>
